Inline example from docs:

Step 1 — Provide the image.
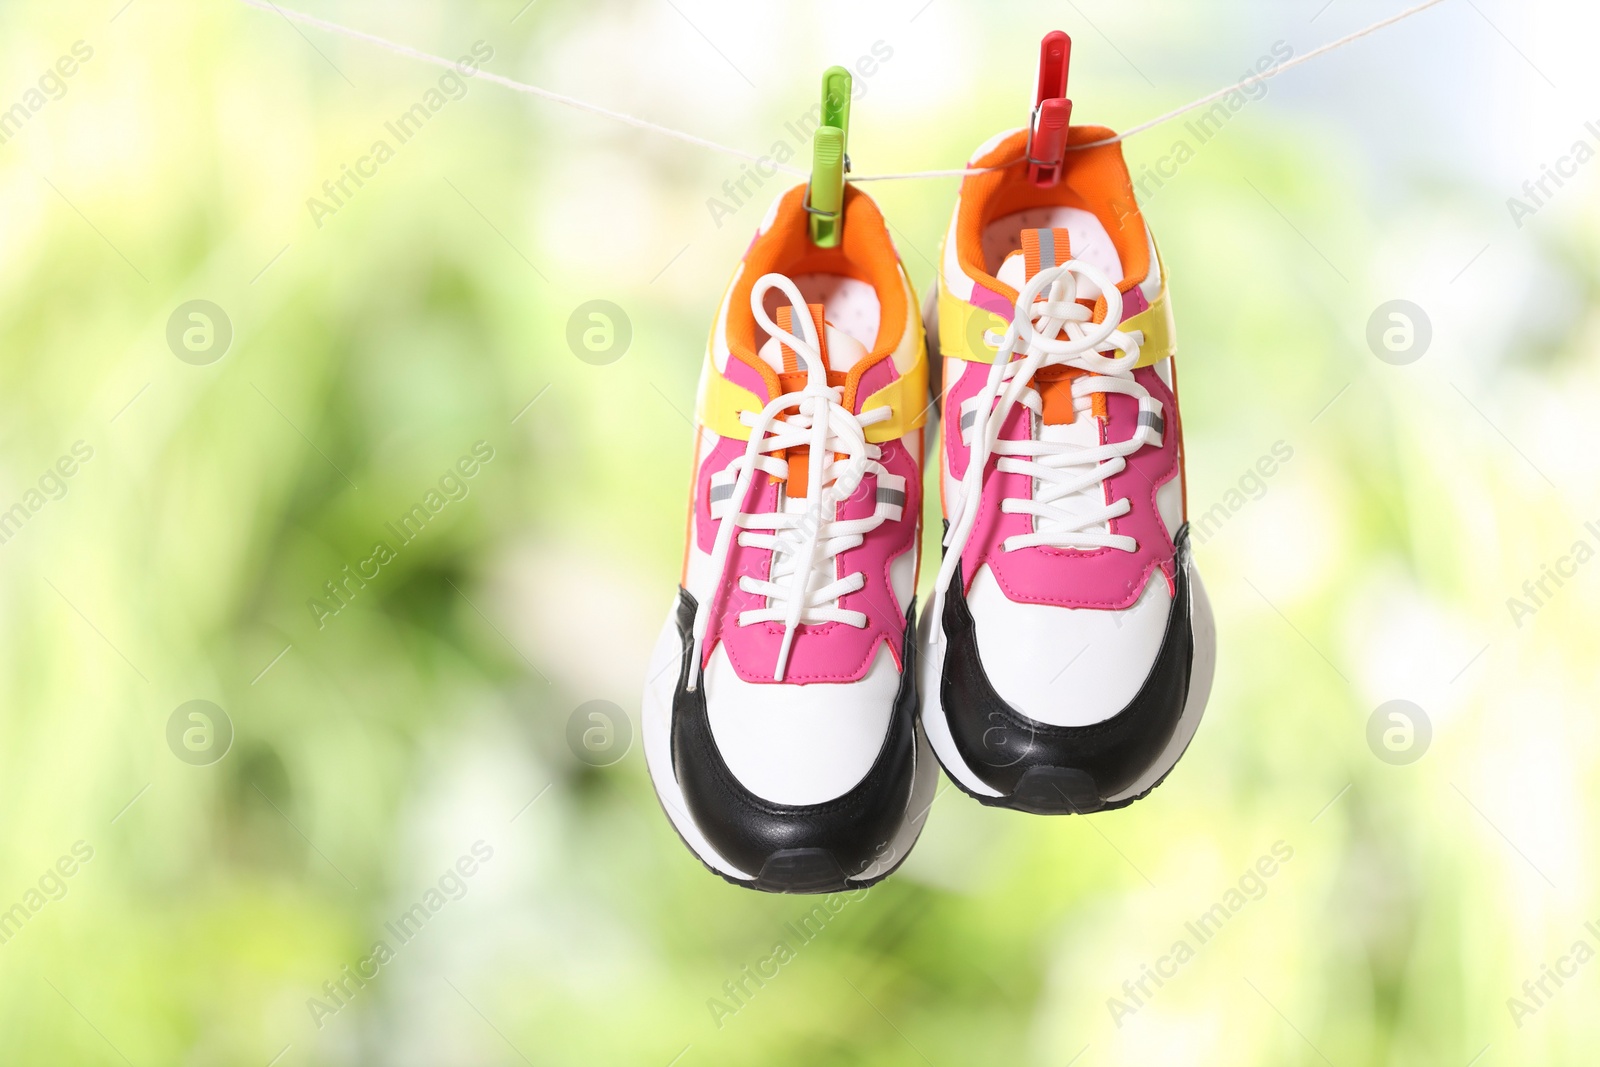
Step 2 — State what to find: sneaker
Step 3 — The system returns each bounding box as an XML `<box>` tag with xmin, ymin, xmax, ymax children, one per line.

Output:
<box><xmin>642</xmin><ymin>183</ymin><xmax>937</xmax><ymax>892</ymax></box>
<box><xmin>920</xmin><ymin>126</ymin><xmax>1217</xmax><ymax>815</ymax></box>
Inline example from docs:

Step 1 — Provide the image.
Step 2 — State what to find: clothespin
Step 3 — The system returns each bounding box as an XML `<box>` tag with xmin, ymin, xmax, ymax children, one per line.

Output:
<box><xmin>806</xmin><ymin>66</ymin><xmax>852</xmax><ymax>248</ymax></box>
<box><xmin>1025</xmin><ymin>31</ymin><xmax>1073</xmax><ymax>187</ymax></box>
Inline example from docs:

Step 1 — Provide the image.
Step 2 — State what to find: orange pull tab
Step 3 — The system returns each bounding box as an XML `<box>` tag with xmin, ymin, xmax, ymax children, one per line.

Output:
<box><xmin>1021</xmin><ymin>226</ymin><xmax>1110</xmax><ymax>424</ymax></box>
<box><xmin>775</xmin><ymin>303</ymin><xmax>830</xmax><ymax>374</ymax></box>
<box><xmin>772</xmin><ymin>303</ymin><xmax>843</xmax><ymax>499</ymax></box>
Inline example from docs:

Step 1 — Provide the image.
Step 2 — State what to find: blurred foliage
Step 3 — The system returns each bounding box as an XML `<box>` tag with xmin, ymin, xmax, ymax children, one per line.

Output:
<box><xmin>0</xmin><ymin>0</ymin><xmax>1596</xmax><ymax>1065</ymax></box>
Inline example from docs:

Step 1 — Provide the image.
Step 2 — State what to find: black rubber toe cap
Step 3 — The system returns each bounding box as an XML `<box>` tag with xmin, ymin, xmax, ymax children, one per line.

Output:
<box><xmin>939</xmin><ymin>528</ymin><xmax>1195</xmax><ymax>811</ymax></box>
<box><xmin>669</xmin><ymin>590</ymin><xmax>920</xmax><ymax>890</ymax></box>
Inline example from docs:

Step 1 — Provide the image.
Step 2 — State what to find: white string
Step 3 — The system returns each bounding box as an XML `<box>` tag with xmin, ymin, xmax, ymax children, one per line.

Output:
<box><xmin>236</xmin><ymin>0</ymin><xmax>808</xmax><ymax>178</ymax></box>
<box><xmin>848</xmin><ymin>164</ymin><xmax>1020</xmax><ymax>183</ymax></box>
<box><xmin>862</xmin><ymin>0</ymin><xmax>1452</xmax><ymax>178</ymax></box>
<box><xmin>240</xmin><ymin>0</ymin><xmax>1450</xmax><ymax>184</ymax></box>
<box><xmin>1072</xmin><ymin>0</ymin><xmax>1451</xmax><ymax>151</ymax></box>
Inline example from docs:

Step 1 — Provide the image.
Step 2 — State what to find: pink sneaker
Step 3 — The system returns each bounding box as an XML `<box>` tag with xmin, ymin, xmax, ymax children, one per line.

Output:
<box><xmin>643</xmin><ymin>184</ymin><xmax>937</xmax><ymax>892</ymax></box>
<box><xmin>921</xmin><ymin>126</ymin><xmax>1217</xmax><ymax>815</ymax></box>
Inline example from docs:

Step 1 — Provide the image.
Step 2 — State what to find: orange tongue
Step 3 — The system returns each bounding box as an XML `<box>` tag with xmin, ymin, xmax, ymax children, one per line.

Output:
<box><xmin>1010</xmin><ymin>228</ymin><xmax>1108</xmax><ymax>425</ymax></box>
<box><xmin>773</xmin><ymin>303</ymin><xmax>845</xmax><ymax>498</ymax></box>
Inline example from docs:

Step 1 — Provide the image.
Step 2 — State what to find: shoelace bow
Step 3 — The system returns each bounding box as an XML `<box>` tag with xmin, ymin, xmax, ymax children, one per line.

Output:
<box><xmin>688</xmin><ymin>274</ymin><xmax>896</xmax><ymax>689</ymax></box>
<box><xmin>932</xmin><ymin>259</ymin><xmax>1164</xmax><ymax>612</ymax></box>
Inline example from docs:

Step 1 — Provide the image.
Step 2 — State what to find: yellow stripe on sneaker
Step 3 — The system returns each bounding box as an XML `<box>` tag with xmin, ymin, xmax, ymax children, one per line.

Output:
<box><xmin>694</xmin><ymin>351</ymin><xmax>929</xmax><ymax>444</ymax></box>
<box><xmin>938</xmin><ymin>247</ymin><xmax>1178</xmax><ymax>369</ymax></box>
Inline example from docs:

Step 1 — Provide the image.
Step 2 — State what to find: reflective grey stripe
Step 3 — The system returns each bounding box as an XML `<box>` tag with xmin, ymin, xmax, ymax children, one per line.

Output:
<box><xmin>709</xmin><ymin>483</ymin><xmax>737</xmax><ymax>503</ymax></box>
<box><xmin>1036</xmin><ymin>227</ymin><xmax>1057</xmax><ymax>270</ymax></box>
<box><xmin>876</xmin><ymin>487</ymin><xmax>905</xmax><ymax>508</ymax></box>
<box><xmin>959</xmin><ymin>409</ymin><xmax>976</xmax><ymax>432</ymax></box>
<box><xmin>1138</xmin><ymin>411</ymin><xmax>1165</xmax><ymax>434</ymax></box>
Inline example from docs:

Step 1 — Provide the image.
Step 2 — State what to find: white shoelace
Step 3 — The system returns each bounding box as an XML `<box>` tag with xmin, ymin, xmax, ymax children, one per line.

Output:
<box><xmin>688</xmin><ymin>274</ymin><xmax>901</xmax><ymax>689</ymax></box>
<box><xmin>932</xmin><ymin>260</ymin><xmax>1164</xmax><ymax>608</ymax></box>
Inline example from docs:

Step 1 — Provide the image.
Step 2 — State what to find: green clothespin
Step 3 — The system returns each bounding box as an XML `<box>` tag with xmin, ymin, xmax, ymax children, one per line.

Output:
<box><xmin>806</xmin><ymin>66</ymin><xmax>852</xmax><ymax>248</ymax></box>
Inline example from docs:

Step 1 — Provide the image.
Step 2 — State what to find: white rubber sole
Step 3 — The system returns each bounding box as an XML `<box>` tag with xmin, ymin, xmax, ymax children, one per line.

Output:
<box><xmin>919</xmin><ymin>562</ymin><xmax>1217</xmax><ymax>807</ymax></box>
<box><xmin>641</xmin><ymin>608</ymin><xmax>940</xmax><ymax>888</ymax></box>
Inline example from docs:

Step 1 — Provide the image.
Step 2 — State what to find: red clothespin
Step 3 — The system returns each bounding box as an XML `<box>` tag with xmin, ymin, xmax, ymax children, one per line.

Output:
<box><xmin>1026</xmin><ymin>31</ymin><xmax>1073</xmax><ymax>187</ymax></box>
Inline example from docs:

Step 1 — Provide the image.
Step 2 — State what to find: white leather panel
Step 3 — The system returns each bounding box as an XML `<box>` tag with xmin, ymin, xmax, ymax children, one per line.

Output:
<box><xmin>703</xmin><ymin>643</ymin><xmax>899</xmax><ymax>805</ymax></box>
<box><xmin>967</xmin><ymin>563</ymin><xmax>1174</xmax><ymax>727</ymax></box>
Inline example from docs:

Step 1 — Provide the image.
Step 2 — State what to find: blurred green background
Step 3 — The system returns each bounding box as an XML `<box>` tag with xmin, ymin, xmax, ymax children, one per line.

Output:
<box><xmin>2</xmin><ymin>0</ymin><xmax>1596</xmax><ymax>1063</ymax></box>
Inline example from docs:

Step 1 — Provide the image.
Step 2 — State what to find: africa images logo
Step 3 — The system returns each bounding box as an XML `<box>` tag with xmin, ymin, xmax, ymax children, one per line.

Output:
<box><xmin>1505</xmin><ymin>119</ymin><xmax>1600</xmax><ymax>229</ymax></box>
<box><xmin>305</xmin><ymin>41</ymin><xmax>494</xmax><ymax>229</ymax></box>
<box><xmin>0</xmin><ymin>441</ymin><xmax>95</xmax><ymax>547</ymax></box>
<box><xmin>1504</xmin><ymin>517</ymin><xmax>1600</xmax><ymax>628</ymax></box>
<box><xmin>1106</xmin><ymin>841</ymin><xmax>1294</xmax><ymax>1027</ymax></box>
<box><xmin>306</xmin><ymin>841</ymin><xmax>495</xmax><ymax>1029</ymax></box>
<box><xmin>307</xmin><ymin>441</ymin><xmax>495</xmax><ymax>629</ymax></box>
<box><xmin>704</xmin><ymin>41</ymin><xmax>893</xmax><ymax>228</ymax></box>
